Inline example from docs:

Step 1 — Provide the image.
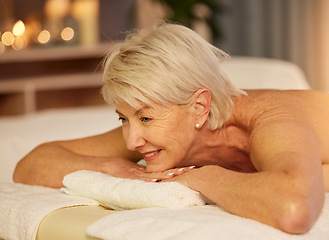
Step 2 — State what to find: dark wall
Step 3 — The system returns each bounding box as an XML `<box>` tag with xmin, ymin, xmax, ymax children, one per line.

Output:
<box><xmin>10</xmin><ymin>0</ymin><xmax>135</xmax><ymax>42</ymax></box>
<box><xmin>99</xmin><ymin>0</ymin><xmax>135</xmax><ymax>41</ymax></box>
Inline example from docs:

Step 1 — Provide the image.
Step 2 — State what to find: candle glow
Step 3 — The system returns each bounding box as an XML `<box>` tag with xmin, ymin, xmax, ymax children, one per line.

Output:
<box><xmin>12</xmin><ymin>36</ymin><xmax>27</xmax><ymax>50</ymax></box>
<box><xmin>13</xmin><ymin>20</ymin><xmax>26</xmax><ymax>37</ymax></box>
<box><xmin>61</xmin><ymin>27</ymin><xmax>74</xmax><ymax>41</ymax></box>
<box><xmin>38</xmin><ymin>30</ymin><xmax>51</xmax><ymax>44</ymax></box>
<box><xmin>1</xmin><ymin>32</ymin><xmax>15</xmax><ymax>46</ymax></box>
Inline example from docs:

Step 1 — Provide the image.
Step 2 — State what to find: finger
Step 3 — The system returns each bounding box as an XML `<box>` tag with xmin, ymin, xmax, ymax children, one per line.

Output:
<box><xmin>167</xmin><ymin>166</ymin><xmax>195</xmax><ymax>176</ymax></box>
<box><xmin>125</xmin><ymin>174</ymin><xmax>159</xmax><ymax>182</ymax></box>
<box><xmin>138</xmin><ymin>166</ymin><xmax>196</xmax><ymax>182</ymax></box>
<box><xmin>137</xmin><ymin>172</ymin><xmax>170</xmax><ymax>182</ymax></box>
<box><xmin>143</xmin><ymin>178</ymin><xmax>160</xmax><ymax>183</ymax></box>
<box><xmin>185</xmin><ymin>166</ymin><xmax>196</xmax><ymax>172</ymax></box>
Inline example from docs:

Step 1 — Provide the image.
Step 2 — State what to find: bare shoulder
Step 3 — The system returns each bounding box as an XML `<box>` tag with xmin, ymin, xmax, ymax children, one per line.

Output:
<box><xmin>234</xmin><ymin>90</ymin><xmax>329</xmax><ymax>128</ymax></box>
<box><xmin>233</xmin><ymin>89</ymin><xmax>329</xmax><ymax>165</ymax></box>
<box><xmin>241</xmin><ymin>89</ymin><xmax>329</xmax><ymax>103</ymax></box>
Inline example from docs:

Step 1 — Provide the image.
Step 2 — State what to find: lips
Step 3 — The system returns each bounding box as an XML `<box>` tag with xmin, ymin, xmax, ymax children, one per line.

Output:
<box><xmin>142</xmin><ymin>150</ymin><xmax>161</xmax><ymax>162</ymax></box>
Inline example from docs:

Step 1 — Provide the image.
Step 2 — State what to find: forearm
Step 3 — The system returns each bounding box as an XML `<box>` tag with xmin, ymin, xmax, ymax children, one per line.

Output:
<box><xmin>189</xmin><ymin>165</ymin><xmax>324</xmax><ymax>234</ymax></box>
<box><xmin>13</xmin><ymin>142</ymin><xmax>117</xmax><ymax>188</ymax></box>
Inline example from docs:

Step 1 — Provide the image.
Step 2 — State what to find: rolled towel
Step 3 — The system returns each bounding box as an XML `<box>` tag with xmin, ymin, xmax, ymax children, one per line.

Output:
<box><xmin>61</xmin><ymin>170</ymin><xmax>206</xmax><ymax>210</ymax></box>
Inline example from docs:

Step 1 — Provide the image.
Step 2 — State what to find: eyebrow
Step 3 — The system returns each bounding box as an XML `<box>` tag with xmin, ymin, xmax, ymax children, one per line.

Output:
<box><xmin>115</xmin><ymin>106</ymin><xmax>151</xmax><ymax>116</ymax></box>
<box><xmin>115</xmin><ymin>110</ymin><xmax>123</xmax><ymax>115</ymax></box>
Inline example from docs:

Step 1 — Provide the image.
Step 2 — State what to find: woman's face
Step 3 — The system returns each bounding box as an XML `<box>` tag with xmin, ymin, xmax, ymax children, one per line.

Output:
<box><xmin>116</xmin><ymin>101</ymin><xmax>197</xmax><ymax>172</ymax></box>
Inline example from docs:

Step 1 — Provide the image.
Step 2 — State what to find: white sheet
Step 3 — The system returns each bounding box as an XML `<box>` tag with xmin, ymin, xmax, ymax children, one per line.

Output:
<box><xmin>0</xmin><ymin>183</ymin><xmax>99</xmax><ymax>240</ymax></box>
<box><xmin>87</xmin><ymin>193</ymin><xmax>329</xmax><ymax>240</ymax></box>
<box><xmin>0</xmin><ymin>106</ymin><xmax>120</xmax><ymax>183</ymax></box>
<box><xmin>62</xmin><ymin>170</ymin><xmax>206</xmax><ymax>210</ymax></box>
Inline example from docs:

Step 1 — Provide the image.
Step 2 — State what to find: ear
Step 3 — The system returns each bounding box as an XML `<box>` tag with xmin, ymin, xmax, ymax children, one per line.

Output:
<box><xmin>193</xmin><ymin>88</ymin><xmax>211</xmax><ymax>128</ymax></box>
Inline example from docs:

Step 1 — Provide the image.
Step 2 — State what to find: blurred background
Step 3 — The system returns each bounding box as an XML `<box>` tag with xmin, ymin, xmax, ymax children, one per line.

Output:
<box><xmin>0</xmin><ymin>0</ymin><xmax>328</xmax><ymax>115</ymax></box>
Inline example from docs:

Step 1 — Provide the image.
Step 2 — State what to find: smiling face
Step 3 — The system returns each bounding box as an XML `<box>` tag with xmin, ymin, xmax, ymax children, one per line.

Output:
<box><xmin>116</xmin><ymin>101</ymin><xmax>197</xmax><ymax>172</ymax></box>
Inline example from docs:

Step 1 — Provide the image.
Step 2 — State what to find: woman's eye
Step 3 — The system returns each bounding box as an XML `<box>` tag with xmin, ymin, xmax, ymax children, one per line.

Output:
<box><xmin>118</xmin><ymin>117</ymin><xmax>127</xmax><ymax>123</ymax></box>
<box><xmin>141</xmin><ymin>117</ymin><xmax>151</xmax><ymax>123</ymax></box>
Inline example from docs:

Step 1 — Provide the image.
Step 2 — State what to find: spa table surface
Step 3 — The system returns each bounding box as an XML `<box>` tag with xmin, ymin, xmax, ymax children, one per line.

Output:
<box><xmin>36</xmin><ymin>205</ymin><xmax>115</xmax><ymax>240</ymax></box>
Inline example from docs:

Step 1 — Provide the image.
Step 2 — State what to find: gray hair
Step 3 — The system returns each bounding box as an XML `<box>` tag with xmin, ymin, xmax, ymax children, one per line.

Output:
<box><xmin>101</xmin><ymin>23</ymin><xmax>246</xmax><ymax>130</ymax></box>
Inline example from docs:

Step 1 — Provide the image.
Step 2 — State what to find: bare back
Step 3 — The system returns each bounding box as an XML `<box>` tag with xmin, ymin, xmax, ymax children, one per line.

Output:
<box><xmin>233</xmin><ymin>90</ymin><xmax>329</xmax><ymax>164</ymax></box>
<box><xmin>226</xmin><ymin>90</ymin><xmax>329</xmax><ymax>191</ymax></box>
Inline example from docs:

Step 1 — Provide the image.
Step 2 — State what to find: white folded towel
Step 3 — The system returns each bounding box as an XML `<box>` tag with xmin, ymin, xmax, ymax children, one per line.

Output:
<box><xmin>87</xmin><ymin>194</ymin><xmax>329</xmax><ymax>240</ymax></box>
<box><xmin>0</xmin><ymin>183</ymin><xmax>99</xmax><ymax>240</ymax></box>
<box><xmin>62</xmin><ymin>170</ymin><xmax>206</xmax><ymax>210</ymax></box>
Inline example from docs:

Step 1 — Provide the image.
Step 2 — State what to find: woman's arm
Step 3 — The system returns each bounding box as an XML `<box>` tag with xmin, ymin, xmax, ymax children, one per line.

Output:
<box><xmin>13</xmin><ymin>127</ymin><xmax>148</xmax><ymax>188</ymax></box>
<box><xmin>168</xmin><ymin>119</ymin><xmax>325</xmax><ymax>234</ymax></box>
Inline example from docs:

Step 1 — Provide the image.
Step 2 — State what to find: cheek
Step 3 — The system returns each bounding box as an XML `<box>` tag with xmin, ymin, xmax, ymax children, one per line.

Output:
<box><xmin>149</xmin><ymin>107</ymin><xmax>195</xmax><ymax>149</ymax></box>
<box><xmin>164</xmin><ymin>123</ymin><xmax>196</xmax><ymax>154</ymax></box>
<box><xmin>147</xmin><ymin>124</ymin><xmax>186</xmax><ymax>151</ymax></box>
<box><xmin>120</xmin><ymin>126</ymin><xmax>129</xmax><ymax>144</ymax></box>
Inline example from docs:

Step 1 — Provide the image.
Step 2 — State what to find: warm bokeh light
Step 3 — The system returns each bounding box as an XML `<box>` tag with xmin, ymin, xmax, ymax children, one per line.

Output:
<box><xmin>71</xmin><ymin>0</ymin><xmax>99</xmax><ymax>45</ymax></box>
<box><xmin>13</xmin><ymin>20</ymin><xmax>26</xmax><ymax>36</ymax></box>
<box><xmin>37</xmin><ymin>30</ymin><xmax>51</xmax><ymax>44</ymax></box>
<box><xmin>12</xmin><ymin>36</ymin><xmax>27</xmax><ymax>50</ymax></box>
<box><xmin>61</xmin><ymin>27</ymin><xmax>74</xmax><ymax>41</ymax></box>
<box><xmin>1</xmin><ymin>32</ymin><xmax>15</xmax><ymax>46</ymax></box>
<box><xmin>45</xmin><ymin>0</ymin><xmax>71</xmax><ymax>19</ymax></box>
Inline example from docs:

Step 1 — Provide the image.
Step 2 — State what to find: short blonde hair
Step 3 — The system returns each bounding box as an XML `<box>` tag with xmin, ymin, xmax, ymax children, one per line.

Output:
<box><xmin>102</xmin><ymin>23</ymin><xmax>246</xmax><ymax>130</ymax></box>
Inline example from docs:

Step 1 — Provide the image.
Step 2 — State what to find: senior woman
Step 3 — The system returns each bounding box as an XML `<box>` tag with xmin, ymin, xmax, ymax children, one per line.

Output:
<box><xmin>14</xmin><ymin>23</ymin><xmax>329</xmax><ymax>234</ymax></box>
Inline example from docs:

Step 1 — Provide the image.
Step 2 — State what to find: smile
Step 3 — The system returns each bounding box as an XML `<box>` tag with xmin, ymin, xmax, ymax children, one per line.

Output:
<box><xmin>143</xmin><ymin>150</ymin><xmax>161</xmax><ymax>162</ymax></box>
<box><xmin>144</xmin><ymin>152</ymin><xmax>157</xmax><ymax>157</ymax></box>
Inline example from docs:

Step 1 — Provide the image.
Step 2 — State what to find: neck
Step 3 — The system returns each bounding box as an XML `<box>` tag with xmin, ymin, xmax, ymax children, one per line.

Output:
<box><xmin>181</xmin><ymin>122</ymin><xmax>251</xmax><ymax>169</ymax></box>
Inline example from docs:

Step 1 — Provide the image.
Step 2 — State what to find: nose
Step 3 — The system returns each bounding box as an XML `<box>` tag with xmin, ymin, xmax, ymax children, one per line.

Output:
<box><xmin>125</xmin><ymin>124</ymin><xmax>146</xmax><ymax>151</ymax></box>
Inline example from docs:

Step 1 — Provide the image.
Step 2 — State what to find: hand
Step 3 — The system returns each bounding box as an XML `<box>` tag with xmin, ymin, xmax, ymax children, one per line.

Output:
<box><xmin>99</xmin><ymin>158</ymin><xmax>195</xmax><ymax>182</ymax></box>
<box><xmin>161</xmin><ymin>166</ymin><xmax>198</xmax><ymax>189</ymax></box>
<box><xmin>161</xmin><ymin>166</ymin><xmax>196</xmax><ymax>182</ymax></box>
